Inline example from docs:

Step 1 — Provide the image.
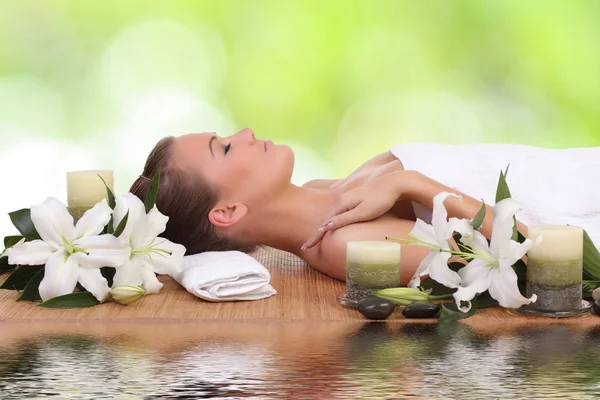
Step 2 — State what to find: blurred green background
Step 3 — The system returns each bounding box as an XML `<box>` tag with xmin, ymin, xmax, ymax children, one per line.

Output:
<box><xmin>1</xmin><ymin>0</ymin><xmax>599</xmax><ymax>234</ymax></box>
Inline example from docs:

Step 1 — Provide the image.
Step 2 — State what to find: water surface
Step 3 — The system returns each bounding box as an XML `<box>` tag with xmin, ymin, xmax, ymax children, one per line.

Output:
<box><xmin>1</xmin><ymin>321</ymin><xmax>599</xmax><ymax>399</ymax></box>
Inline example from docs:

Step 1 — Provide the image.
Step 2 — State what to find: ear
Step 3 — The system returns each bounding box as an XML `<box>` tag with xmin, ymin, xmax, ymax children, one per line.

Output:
<box><xmin>208</xmin><ymin>202</ymin><xmax>248</xmax><ymax>228</ymax></box>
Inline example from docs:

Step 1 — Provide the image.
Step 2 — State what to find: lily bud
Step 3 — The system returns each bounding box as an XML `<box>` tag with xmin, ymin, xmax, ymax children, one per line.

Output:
<box><xmin>110</xmin><ymin>285</ymin><xmax>146</xmax><ymax>305</ymax></box>
<box><xmin>374</xmin><ymin>287</ymin><xmax>431</xmax><ymax>305</ymax></box>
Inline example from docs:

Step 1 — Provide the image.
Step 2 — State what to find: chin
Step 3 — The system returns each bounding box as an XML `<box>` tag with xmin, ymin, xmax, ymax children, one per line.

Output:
<box><xmin>276</xmin><ymin>145</ymin><xmax>295</xmax><ymax>181</ymax></box>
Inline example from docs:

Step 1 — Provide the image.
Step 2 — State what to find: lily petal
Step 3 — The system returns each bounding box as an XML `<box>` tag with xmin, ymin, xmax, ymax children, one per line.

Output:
<box><xmin>488</xmin><ymin>264</ymin><xmax>536</xmax><ymax>309</ymax></box>
<box><xmin>431</xmin><ymin>192</ymin><xmax>460</xmax><ymax>242</ymax></box>
<box><xmin>140</xmin><ymin>261</ymin><xmax>163</xmax><ymax>294</ymax></box>
<box><xmin>78</xmin><ymin>268</ymin><xmax>111</xmax><ymax>302</ymax></box>
<box><xmin>74</xmin><ymin>199</ymin><xmax>112</xmax><ymax>238</ymax></box>
<box><xmin>499</xmin><ymin>239</ymin><xmax>532</xmax><ymax>269</ymax></box>
<box><xmin>112</xmin><ymin>259</ymin><xmax>144</xmax><ymax>287</ymax></box>
<box><xmin>453</xmin><ymin>259</ymin><xmax>491</xmax><ymax>313</ymax></box>
<box><xmin>410</xmin><ymin>219</ymin><xmax>441</xmax><ymax>247</ymax></box>
<box><xmin>408</xmin><ymin>250</ymin><xmax>437</xmax><ymax>289</ymax></box>
<box><xmin>463</xmin><ymin>230</ymin><xmax>491</xmax><ymax>254</ymax></box>
<box><xmin>6</xmin><ymin>240</ymin><xmax>54</xmax><ymax>265</ymax></box>
<box><xmin>113</xmin><ymin>193</ymin><xmax>146</xmax><ymax>243</ymax></box>
<box><xmin>457</xmin><ymin>258</ymin><xmax>490</xmax><ymax>286</ymax></box>
<box><xmin>448</xmin><ymin>217</ymin><xmax>474</xmax><ymax>241</ymax></box>
<box><xmin>73</xmin><ymin>235</ymin><xmax>130</xmax><ymax>268</ymax></box>
<box><xmin>453</xmin><ymin>266</ymin><xmax>491</xmax><ymax>313</ymax></box>
<box><xmin>38</xmin><ymin>250</ymin><xmax>79</xmax><ymax>302</ymax></box>
<box><xmin>146</xmin><ymin>238</ymin><xmax>185</xmax><ymax>275</ymax></box>
<box><xmin>490</xmin><ymin>198</ymin><xmax>521</xmax><ymax>256</ymax></box>
<box><xmin>144</xmin><ymin>206</ymin><xmax>169</xmax><ymax>244</ymax></box>
<box><xmin>31</xmin><ymin>197</ymin><xmax>75</xmax><ymax>246</ymax></box>
<box><xmin>428</xmin><ymin>251</ymin><xmax>461</xmax><ymax>288</ymax></box>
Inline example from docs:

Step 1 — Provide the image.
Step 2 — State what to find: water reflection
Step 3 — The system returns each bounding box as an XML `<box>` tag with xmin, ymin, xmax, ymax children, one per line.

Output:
<box><xmin>0</xmin><ymin>322</ymin><xmax>599</xmax><ymax>399</ymax></box>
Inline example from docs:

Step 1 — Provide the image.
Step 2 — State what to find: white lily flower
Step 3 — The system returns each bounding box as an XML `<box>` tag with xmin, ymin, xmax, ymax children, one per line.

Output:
<box><xmin>453</xmin><ymin>198</ymin><xmax>536</xmax><ymax>312</ymax></box>
<box><xmin>408</xmin><ymin>192</ymin><xmax>474</xmax><ymax>289</ymax></box>
<box><xmin>6</xmin><ymin>197</ymin><xmax>131</xmax><ymax>302</ymax></box>
<box><xmin>112</xmin><ymin>193</ymin><xmax>185</xmax><ymax>294</ymax></box>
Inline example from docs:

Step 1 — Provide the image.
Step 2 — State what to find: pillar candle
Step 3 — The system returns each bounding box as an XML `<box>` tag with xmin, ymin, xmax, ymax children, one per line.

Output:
<box><xmin>345</xmin><ymin>241</ymin><xmax>401</xmax><ymax>301</ymax></box>
<box><xmin>67</xmin><ymin>170</ymin><xmax>114</xmax><ymax>220</ymax></box>
<box><xmin>526</xmin><ymin>225</ymin><xmax>583</xmax><ymax>312</ymax></box>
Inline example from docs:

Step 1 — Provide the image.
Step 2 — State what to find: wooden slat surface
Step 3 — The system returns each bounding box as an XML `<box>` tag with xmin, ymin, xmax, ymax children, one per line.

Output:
<box><xmin>0</xmin><ymin>264</ymin><xmax>599</xmax><ymax>328</ymax></box>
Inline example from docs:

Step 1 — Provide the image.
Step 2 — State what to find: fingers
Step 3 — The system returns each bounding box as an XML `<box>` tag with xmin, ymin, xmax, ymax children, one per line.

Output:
<box><xmin>301</xmin><ymin>229</ymin><xmax>326</xmax><ymax>251</ymax></box>
<box><xmin>327</xmin><ymin>207</ymin><xmax>371</xmax><ymax>230</ymax></box>
<box><xmin>301</xmin><ymin>192</ymin><xmax>364</xmax><ymax>251</ymax></box>
<box><xmin>302</xmin><ymin>207</ymin><xmax>371</xmax><ymax>250</ymax></box>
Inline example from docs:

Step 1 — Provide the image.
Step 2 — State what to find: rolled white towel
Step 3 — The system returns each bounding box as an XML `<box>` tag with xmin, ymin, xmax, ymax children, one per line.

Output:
<box><xmin>171</xmin><ymin>251</ymin><xmax>277</xmax><ymax>302</ymax></box>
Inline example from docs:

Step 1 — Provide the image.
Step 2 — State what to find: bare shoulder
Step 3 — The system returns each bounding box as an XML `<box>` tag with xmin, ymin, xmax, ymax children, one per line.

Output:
<box><xmin>316</xmin><ymin>215</ymin><xmax>429</xmax><ymax>285</ymax></box>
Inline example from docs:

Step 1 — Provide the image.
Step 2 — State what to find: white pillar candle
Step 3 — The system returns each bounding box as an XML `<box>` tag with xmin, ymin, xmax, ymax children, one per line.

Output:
<box><xmin>345</xmin><ymin>241</ymin><xmax>401</xmax><ymax>301</ymax></box>
<box><xmin>527</xmin><ymin>225</ymin><xmax>583</xmax><ymax>262</ymax></box>
<box><xmin>526</xmin><ymin>225</ymin><xmax>583</xmax><ymax>311</ymax></box>
<box><xmin>67</xmin><ymin>170</ymin><xmax>114</xmax><ymax>216</ymax></box>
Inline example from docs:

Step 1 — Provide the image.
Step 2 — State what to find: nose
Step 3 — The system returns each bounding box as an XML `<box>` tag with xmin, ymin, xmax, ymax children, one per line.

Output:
<box><xmin>236</xmin><ymin>128</ymin><xmax>255</xmax><ymax>145</ymax></box>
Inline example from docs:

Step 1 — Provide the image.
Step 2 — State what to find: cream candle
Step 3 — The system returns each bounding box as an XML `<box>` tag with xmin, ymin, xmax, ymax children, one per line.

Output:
<box><xmin>345</xmin><ymin>241</ymin><xmax>401</xmax><ymax>301</ymax></box>
<box><xmin>67</xmin><ymin>170</ymin><xmax>114</xmax><ymax>220</ymax></box>
<box><xmin>526</xmin><ymin>225</ymin><xmax>583</xmax><ymax>312</ymax></box>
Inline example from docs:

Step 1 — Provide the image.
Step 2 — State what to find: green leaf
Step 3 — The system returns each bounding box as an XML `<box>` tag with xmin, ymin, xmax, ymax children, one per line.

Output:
<box><xmin>494</xmin><ymin>168</ymin><xmax>519</xmax><ymax>241</ymax></box>
<box><xmin>4</xmin><ymin>235</ymin><xmax>23</xmax><ymax>249</ymax></box>
<box><xmin>144</xmin><ymin>170</ymin><xmax>161</xmax><ymax>213</ymax></box>
<box><xmin>17</xmin><ymin>268</ymin><xmax>44</xmax><ymax>302</ymax></box>
<box><xmin>475</xmin><ymin>291</ymin><xmax>499</xmax><ymax>308</ymax></box>
<box><xmin>38</xmin><ymin>292</ymin><xmax>100</xmax><ymax>308</ymax></box>
<box><xmin>494</xmin><ymin>169</ymin><xmax>512</xmax><ymax>204</ymax></box>
<box><xmin>98</xmin><ymin>174</ymin><xmax>115</xmax><ymax>235</ymax></box>
<box><xmin>582</xmin><ymin>228</ymin><xmax>600</xmax><ymax>281</ymax></box>
<box><xmin>8</xmin><ymin>209</ymin><xmax>41</xmax><ymax>241</ymax></box>
<box><xmin>438</xmin><ymin>301</ymin><xmax>478</xmax><ymax>322</ymax></box>
<box><xmin>513</xmin><ymin>259</ymin><xmax>528</xmax><ymax>294</ymax></box>
<box><xmin>471</xmin><ymin>200</ymin><xmax>486</xmax><ymax>230</ymax></box>
<box><xmin>97</xmin><ymin>174</ymin><xmax>116</xmax><ymax>209</ymax></box>
<box><xmin>0</xmin><ymin>265</ymin><xmax>44</xmax><ymax>290</ymax></box>
<box><xmin>113</xmin><ymin>211</ymin><xmax>129</xmax><ymax>237</ymax></box>
<box><xmin>0</xmin><ymin>256</ymin><xmax>15</xmax><ymax>274</ymax></box>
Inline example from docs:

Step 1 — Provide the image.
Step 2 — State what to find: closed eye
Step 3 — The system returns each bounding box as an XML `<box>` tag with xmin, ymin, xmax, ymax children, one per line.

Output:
<box><xmin>224</xmin><ymin>143</ymin><xmax>232</xmax><ymax>155</ymax></box>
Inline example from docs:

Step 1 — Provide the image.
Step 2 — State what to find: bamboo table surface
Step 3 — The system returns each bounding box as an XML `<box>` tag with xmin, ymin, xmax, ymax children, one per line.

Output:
<box><xmin>1</xmin><ymin>261</ymin><xmax>598</xmax><ymax>330</ymax></box>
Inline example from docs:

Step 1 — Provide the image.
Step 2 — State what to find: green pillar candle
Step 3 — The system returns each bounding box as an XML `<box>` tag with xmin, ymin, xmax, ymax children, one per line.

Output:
<box><xmin>67</xmin><ymin>170</ymin><xmax>114</xmax><ymax>222</ymax></box>
<box><xmin>526</xmin><ymin>225</ymin><xmax>583</xmax><ymax>312</ymax></box>
<box><xmin>345</xmin><ymin>241</ymin><xmax>401</xmax><ymax>301</ymax></box>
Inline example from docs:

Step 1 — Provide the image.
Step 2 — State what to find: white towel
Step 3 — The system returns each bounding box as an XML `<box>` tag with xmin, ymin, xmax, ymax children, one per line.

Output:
<box><xmin>172</xmin><ymin>251</ymin><xmax>277</xmax><ymax>302</ymax></box>
<box><xmin>389</xmin><ymin>142</ymin><xmax>600</xmax><ymax>249</ymax></box>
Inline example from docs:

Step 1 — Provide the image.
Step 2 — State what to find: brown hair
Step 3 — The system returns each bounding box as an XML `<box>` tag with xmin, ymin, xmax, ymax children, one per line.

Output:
<box><xmin>130</xmin><ymin>136</ymin><xmax>253</xmax><ymax>255</ymax></box>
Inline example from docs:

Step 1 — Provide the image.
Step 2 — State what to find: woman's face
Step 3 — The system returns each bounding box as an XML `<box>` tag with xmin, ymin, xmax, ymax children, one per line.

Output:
<box><xmin>171</xmin><ymin>128</ymin><xmax>295</xmax><ymax>203</ymax></box>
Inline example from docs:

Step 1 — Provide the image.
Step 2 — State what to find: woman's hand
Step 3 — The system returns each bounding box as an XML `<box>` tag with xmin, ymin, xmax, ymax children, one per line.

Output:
<box><xmin>302</xmin><ymin>170</ymin><xmax>415</xmax><ymax>250</ymax></box>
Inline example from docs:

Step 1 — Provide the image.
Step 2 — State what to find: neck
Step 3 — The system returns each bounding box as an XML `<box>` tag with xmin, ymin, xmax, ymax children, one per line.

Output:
<box><xmin>239</xmin><ymin>184</ymin><xmax>339</xmax><ymax>255</ymax></box>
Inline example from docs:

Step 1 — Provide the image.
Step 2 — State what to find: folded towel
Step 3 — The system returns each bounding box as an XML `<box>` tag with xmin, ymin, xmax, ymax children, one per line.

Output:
<box><xmin>171</xmin><ymin>251</ymin><xmax>277</xmax><ymax>302</ymax></box>
<box><xmin>390</xmin><ymin>142</ymin><xmax>600</xmax><ymax>249</ymax></box>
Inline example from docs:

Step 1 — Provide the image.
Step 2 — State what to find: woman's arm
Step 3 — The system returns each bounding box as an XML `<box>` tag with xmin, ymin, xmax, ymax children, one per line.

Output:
<box><xmin>404</xmin><ymin>170</ymin><xmax>528</xmax><ymax>238</ymax></box>
<box><xmin>315</xmin><ymin>216</ymin><xmax>428</xmax><ymax>285</ymax></box>
<box><xmin>303</xmin><ymin>169</ymin><xmax>527</xmax><ymax>249</ymax></box>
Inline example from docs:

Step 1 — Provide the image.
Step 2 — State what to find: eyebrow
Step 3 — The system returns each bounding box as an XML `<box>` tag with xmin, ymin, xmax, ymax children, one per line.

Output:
<box><xmin>208</xmin><ymin>135</ymin><xmax>217</xmax><ymax>158</ymax></box>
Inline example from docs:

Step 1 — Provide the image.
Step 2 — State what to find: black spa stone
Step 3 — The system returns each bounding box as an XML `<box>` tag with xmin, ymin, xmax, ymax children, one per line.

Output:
<box><xmin>593</xmin><ymin>300</ymin><xmax>600</xmax><ymax>316</ymax></box>
<box><xmin>357</xmin><ymin>296</ymin><xmax>396</xmax><ymax>320</ymax></box>
<box><xmin>402</xmin><ymin>302</ymin><xmax>440</xmax><ymax>319</ymax></box>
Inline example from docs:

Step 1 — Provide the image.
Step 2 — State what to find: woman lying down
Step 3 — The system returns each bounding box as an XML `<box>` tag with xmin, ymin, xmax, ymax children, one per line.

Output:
<box><xmin>131</xmin><ymin>128</ymin><xmax>600</xmax><ymax>290</ymax></box>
